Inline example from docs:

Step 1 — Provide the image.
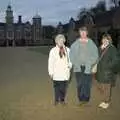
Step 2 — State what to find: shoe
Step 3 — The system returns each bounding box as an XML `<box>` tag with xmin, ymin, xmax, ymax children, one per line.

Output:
<box><xmin>101</xmin><ymin>103</ymin><xmax>109</xmax><ymax>109</ymax></box>
<box><xmin>99</xmin><ymin>102</ymin><xmax>109</xmax><ymax>109</ymax></box>
<box><xmin>99</xmin><ymin>102</ymin><xmax>106</xmax><ymax>108</ymax></box>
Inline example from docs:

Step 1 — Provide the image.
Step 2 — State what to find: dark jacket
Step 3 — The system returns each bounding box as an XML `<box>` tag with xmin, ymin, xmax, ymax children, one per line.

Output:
<box><xmin>114</xmin><ymin>50</ymin><xmax>120</xmax><ymax>73</ymax></box>
<box><xmin>96</xmin><ymin>44</ymin><xmax>118</xmax><ymax>85</ymax></box>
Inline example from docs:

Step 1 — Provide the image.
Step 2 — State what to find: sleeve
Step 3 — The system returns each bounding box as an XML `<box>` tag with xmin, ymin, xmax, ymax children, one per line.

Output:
<box><xmin>48</xmin><ymin>49</ymin><xmax>54</xmax><ymax>76</ymax></box>
<box><xmin>90</xmin><ymin>41</ymin><xmax>99</xmax><ymax>65</ymax></box>
<box><xmin>69</xmin><ymin>44</ymin><xmax>75</xmax><ymax>65</ymax></box>
<box><xmin>67</xmin><ymin>48</ymin><xmax>72</xmax><ymax>69</ymax></box>
<box><xmin>109</xmin><ymin>46</ymin><xmax>119</xmax><ymax>73</ymax></box>
<box><xmin>109</xmin><ymin>46</ymin><xmax>119</xmax><ymax>86</ymax></box>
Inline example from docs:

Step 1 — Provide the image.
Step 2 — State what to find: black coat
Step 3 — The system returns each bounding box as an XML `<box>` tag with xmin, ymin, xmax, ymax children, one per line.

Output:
<box><xmin>96</xmin><ymin>44</ymin><xmax>118</xmax><ymax>85</ymax></box>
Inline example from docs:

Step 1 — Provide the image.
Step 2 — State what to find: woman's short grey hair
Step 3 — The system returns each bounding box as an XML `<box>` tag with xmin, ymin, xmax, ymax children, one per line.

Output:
<box><xmin>55</xmin><ymin>34</ymin><xmax>66</xmax><ymax>43</ymax></box>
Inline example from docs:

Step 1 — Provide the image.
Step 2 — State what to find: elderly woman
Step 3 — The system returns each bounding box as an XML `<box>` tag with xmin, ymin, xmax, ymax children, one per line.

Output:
<box><xmin>48</xmin><ymin>34</ymin><xmax>72</xmax><ymax>105</ymax></box>
<box><xmin>96</xmin><ymin>34</ymin><xmax>118</xmax><ymax>109</ymax></box>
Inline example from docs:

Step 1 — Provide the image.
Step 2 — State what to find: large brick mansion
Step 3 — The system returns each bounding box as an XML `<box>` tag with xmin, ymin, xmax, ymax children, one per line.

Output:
<box><xmin>0</xmin><ymin>4</ymin><xmax>43</xmax><ymax>46</ymax></box>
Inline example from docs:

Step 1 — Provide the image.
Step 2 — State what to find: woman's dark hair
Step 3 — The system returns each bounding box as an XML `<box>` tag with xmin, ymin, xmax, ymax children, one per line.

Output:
<box><xmin>102</xmin><ymin>34</ymin><xmax>112</xmax><ymax>42</ymax></box>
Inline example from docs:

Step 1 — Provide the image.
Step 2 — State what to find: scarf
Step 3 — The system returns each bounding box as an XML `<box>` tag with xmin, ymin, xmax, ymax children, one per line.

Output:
<box><xmin>59</xmin><ymin>46</ymin><xmax>66</xmax><ymax>58</ymax></box>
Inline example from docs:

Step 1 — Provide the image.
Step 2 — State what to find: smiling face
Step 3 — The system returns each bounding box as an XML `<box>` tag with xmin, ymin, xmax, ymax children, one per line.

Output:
<box><xmin>102</xmin><ymin>34</ymin><xmax>112</xmax><ymax>46</ymax></box>
<box><xmin>55</xmin><ymin>34</ymin><xmax>66</xmax><ymax>47</ymax></box>
<box><xmin>102</xmin><ymin>38</ymin><xmax>109</xmax><ymax>45</ymax></box>
<box><xmin>79</xmin><ymin>30</ymin><xmax>88</xmax><ymax>39</ymax></box>
<box><xmin>57</xmin><ymin>39</ymin><xmax>64</xmax><ymax>47</ymax></box>
<box><xmin>101</xmin><ymin>36</ymin><xmax>111</xmax><ymax>49</ymax></box>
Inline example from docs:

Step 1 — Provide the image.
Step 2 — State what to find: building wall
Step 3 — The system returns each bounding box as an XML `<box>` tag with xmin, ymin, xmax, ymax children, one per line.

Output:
<box><xmin>0</xmin><ymin>5</ymin><xmax>43</xmax><ymax>46</ymax></box>
<box><xmin>0</xmin><ymin>21</ymin><xmax>43</xmax><ymax>46</ymax></box>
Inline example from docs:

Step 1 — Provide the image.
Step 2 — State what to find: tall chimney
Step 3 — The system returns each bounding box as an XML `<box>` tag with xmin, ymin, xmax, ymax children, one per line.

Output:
<box><xmin>18</xmin><ymin>15</ymin><xmax>22</xmax><ymax>23</ymax></box>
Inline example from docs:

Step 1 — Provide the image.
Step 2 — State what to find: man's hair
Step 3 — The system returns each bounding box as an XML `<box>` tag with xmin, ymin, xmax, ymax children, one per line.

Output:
<box><xmin>79</xmin><ymin>26</ymin><xmax>88</xmax><ymax>32</ymax></box>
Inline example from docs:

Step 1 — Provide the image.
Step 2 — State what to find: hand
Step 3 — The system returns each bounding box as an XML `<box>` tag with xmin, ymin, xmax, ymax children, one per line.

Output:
<box><xmin>68</xmin><ymin>66</ymin><xmax>71</xmax><ymax>69</ymax></box>
<box><xmin>80</xmin><ymin>65</ymin><xmax>85</xmax><ymax>73</ymax></box>
<box><xmin>49</xmin><ymin>74</ymin><xmax>53</xmax><ymax>80</ymax></box>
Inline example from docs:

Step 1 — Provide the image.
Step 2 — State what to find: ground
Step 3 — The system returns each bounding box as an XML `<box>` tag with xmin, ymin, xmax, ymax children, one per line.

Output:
<box><xmin>0</xmin><ymin>47</ymin><xmax>120</xmax><ymax>120</ymax></box>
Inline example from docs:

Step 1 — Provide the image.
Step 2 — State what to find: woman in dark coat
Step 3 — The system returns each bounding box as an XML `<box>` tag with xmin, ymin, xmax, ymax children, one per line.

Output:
<box><xmin>96</xmin><ymin>34</ymin><xmax>118</xmax><ymax>109</ymax></box>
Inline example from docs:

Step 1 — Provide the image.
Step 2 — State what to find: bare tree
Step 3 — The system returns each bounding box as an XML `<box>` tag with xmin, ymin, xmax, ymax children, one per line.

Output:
<box><xmin>77</xmin><ymin>8</ymin><xmax>93</xmax><ymax>20</ymax></box>
<box><xmin>77</xmin><ymin>0</ymin><xmax>107</xmax><ymax>25</ymax></box>
<box><xmin>110</xmin><ymin>0</ymin><xmax>120</xmax><ymax>7</ymax></box>
<box><xmin>77</xmin><ymin>0</ymin><xmax>106</xmax><ymax>20</ymax></box>
<box><xmin>90</xmin><ymin>0</ymin><xmax>106</xmax><ymax>15</ymax></box>
<box><xmin>77</xmin><ymin>8</ymin><xmax>94</xmax><ymax>25</ymax></box>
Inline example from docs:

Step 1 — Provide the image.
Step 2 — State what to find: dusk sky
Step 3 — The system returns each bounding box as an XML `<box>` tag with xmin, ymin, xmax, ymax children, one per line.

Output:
<box><xmin>0</xmin><ymin>0</ymin><xmax>110</xmax><ymax>26</ymax></box>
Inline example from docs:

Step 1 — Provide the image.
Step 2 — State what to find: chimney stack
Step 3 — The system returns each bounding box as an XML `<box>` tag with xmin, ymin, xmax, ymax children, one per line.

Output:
<box><xmin>18</xmin><ymin>15</ymin><xmax>22</xmax><ymax>23</ymax></box>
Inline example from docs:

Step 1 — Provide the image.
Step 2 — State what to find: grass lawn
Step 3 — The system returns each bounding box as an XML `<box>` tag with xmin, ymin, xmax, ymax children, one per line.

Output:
<box><xmin>0</xmin><ymin>47</ymin><xmax>120</xmax><ymax>120</ymax></box>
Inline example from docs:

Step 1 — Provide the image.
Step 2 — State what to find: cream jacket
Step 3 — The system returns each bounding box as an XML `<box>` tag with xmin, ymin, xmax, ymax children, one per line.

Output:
<box><xmin>48</xmin><ymin>46</ymin><xmax>72</xmax><ymax>81</ymax></box>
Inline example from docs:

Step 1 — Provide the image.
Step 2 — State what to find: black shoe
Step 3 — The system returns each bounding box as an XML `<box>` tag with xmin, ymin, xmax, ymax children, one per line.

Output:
<box><xmin>54</xmin><ymin>101</ymin><xmax>59</xmax><ymax>106</ymax></box>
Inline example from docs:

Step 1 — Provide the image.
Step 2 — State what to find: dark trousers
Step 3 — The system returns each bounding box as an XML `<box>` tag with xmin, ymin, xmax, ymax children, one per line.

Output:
<box><xmin>53</xmin><ymin>81</ymin><xmax>68</xmax><ymax>102</ymax></box>
<box><xmin>75</xmin><ymin>72</ymin><xmax>92</xmax><ymax>102</ymax></box>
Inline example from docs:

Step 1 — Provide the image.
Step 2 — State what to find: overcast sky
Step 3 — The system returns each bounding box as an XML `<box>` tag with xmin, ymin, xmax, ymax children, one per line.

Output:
<box><xmin>0</xmin><ymin>0</ymin><xmax>110</xmax><ymax>26</ymax></box>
